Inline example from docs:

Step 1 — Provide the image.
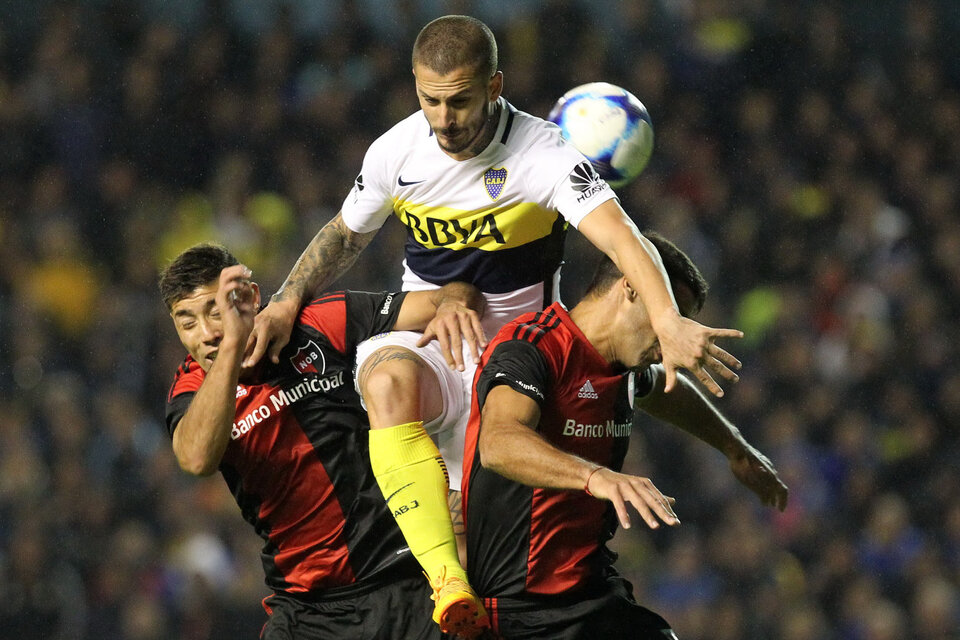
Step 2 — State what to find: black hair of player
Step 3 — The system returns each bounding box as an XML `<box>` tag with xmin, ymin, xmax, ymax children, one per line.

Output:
<box><xmin>412</xmin><ymin>15</ymin><xmax>498</xmax><ymax>79</ymax></box>
<box><xmin>583</xmin><ymin>231</ymin><xmax>708</xmax><ymax>317</ymax></box>
<box><xmin>159</xmin><ymin>243</ymin><xmax>239</xmax><ymax>310</ymax></box>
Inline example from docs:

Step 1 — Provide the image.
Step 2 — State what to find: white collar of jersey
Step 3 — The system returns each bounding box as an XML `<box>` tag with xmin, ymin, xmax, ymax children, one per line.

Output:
<box><xmin>490</xmin><ymin>97</ymin><xmax>512</xmax><ymax>145</ymax></box>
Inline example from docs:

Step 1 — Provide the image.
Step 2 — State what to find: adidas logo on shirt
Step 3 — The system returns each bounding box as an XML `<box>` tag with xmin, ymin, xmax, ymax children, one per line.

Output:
<box><xmin>577</xmin><ymin>380</ymin><xmax>598</xmax><ymax>399</ymax></box>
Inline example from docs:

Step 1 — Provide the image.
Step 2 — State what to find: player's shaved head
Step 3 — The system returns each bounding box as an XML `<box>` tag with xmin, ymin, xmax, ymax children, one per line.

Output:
<box><xmin>585</xmin><ymin>232</ymin><xmax>708</xmax><ymax>318</ymax></box>
<box><xmin>412</xmin><ymin>15</ymin><xmax>497</xmax><ymax>78</ymax></box>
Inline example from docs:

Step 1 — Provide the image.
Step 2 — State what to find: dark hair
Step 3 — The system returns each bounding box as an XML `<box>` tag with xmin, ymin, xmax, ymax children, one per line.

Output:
<box><xmin>584</xmin><ymin>231</ymin><xmax>709</xmax><ymax>317</ymax></box>
<box><xmin>412</xmin><ymin>15</ymin><xmax>498</xmax><ymax>78</ymax></box>
<box><xmin>158</xmin><ymin>243</ymin><xmax>239</xmax><ymax>310</ymax></box>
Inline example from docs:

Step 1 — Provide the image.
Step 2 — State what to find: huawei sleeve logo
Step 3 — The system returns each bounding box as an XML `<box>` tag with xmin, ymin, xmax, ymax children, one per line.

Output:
<box><xmin>569</xmin><ymin>162</ymin><xmax>607</xmax><ymax>202</ymax></box>
<box><xmin>351</xmin><ymin>173</ymin><xmax>364</xmax><ymax>204</ymax></box>
<box><xmin>569</xmin><ymin>162</ymin><xmax>601</xmax><ymax>192</ymax></box>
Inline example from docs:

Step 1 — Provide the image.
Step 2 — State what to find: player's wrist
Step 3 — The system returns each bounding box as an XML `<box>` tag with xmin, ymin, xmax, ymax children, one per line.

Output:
<box><xmin>434</xmin><ymin>282</ymin><xmax>486</xmax><ymax>316</ymax></box>
<box><xmin>650</xmin><ymin>306</ymin><xmax>682</xmax><ymax>332</ymax></box>
<box><xmin>583</xmin><ymin>465</ymin><xmax>603</xmax><ymax>496</ymax></box>
<box><xmin>270</xmin><ymin>289</ymin><xmax>303</xmax><ymax>310</ymax></box>
<box><xmin>218</xmin><ymin>335</ymin><xmax>249</xmax><ymax>358</ymax></box>
<box><xmin>435</xmin><ymin>299</ymin><xmax>466</xmax><ymax>313</ymax></box>
<box><xmin>718</xmin><ymin>426</ymin><xmax>749</xmax><ymax>459</ymax></box>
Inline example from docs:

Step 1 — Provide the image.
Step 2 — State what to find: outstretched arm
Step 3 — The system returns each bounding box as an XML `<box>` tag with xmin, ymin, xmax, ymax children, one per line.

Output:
<box><xmin>395</xmin><ymin>282</ymin><xmax>486</xmax><ymax>331</ymax></box>
<box><xmin>244</xmin><ymin>213</ymin><xmax>377</xmax><ymax>367</ymax></box>
<box><xmin>173</xmin><ymin>266</ymin><xmax>257</xmax><ymax>476</ymax></box>
<box><xmin>637</xmin><ymin>366</ymin><xmax>789</xmax><ymax>511</ymax></box>
<box><xmin>479</xmin><ymin>385</ymin><xmax>680</xmax><ymax>530</ymax></box>
<box><xmin>398</xmin><ymin>282</ymin><xmax>488</xmax><ymax>370</ymax></box>
<box><xmin>578</xmin><ymin>200</ymin><xmax>743</xmax><ymax>397</ymax></box>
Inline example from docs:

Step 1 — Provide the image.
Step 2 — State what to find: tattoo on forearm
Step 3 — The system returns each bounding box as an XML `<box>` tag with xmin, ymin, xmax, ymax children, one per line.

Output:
<box><xmin>448</xmin><ymin>490</ymin><xmax>464</xmax><ymax>535</ymax></box>
<box><xmin>272</xmin><ymin>216</ymin><xmax>370</xmax><ymax>304</ymax></box>
<box><xmin>356</xmin><ymin>347</ymin><xmax>424</xmax><ymax>393</ymax></box>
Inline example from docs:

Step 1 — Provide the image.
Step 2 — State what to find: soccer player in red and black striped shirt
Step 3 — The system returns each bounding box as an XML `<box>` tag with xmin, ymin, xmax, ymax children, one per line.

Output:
<box><xmin>461</xmin><ymin>233</ymin><xmax>789</xmax><ymax>639</ymax></box>
<box><xmin>159</xmin><ymin>244</ymin><xmax>484</xmax><ymax>639</ymax></box>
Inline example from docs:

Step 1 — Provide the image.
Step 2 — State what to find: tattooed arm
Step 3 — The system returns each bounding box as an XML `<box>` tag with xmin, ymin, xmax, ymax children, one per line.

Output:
<box><xmin>244</xmin><ymin>212</ymin><xmax>378</xmax><ymax>367</ymax></box>
<box><xmin>271</xmin><ymin>213</ymin><xmax>377</xmax><ymax>306</ymax></box>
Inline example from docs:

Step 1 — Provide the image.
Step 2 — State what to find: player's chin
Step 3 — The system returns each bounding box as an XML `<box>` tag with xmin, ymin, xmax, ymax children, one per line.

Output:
<box><xmin>437</xmin><ymin>135</ymin><xmax>469</xmax><ymax>154</ymax></box>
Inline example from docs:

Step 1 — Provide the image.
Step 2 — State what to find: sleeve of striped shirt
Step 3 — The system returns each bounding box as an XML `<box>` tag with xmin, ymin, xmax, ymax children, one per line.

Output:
<box><xmin>475</xmin><ymin>339</ymin><xmax>550</xmax><ymax>410</ymax></box>
<box><xmin>343</xmin><ymin>290</ymin><xmax>409</xmax><ymax>347</ymax></box>
<box><xmin>164</xmin><ymin>357</ymin><xmax>203</xmax><ymax>438</ymax></box>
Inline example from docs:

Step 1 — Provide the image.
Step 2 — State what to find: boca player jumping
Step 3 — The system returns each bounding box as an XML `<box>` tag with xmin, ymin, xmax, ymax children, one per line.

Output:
<box><xmin>244</xmin><ymin>15</ymin><xmax>743</xmax><ymax>637</ymax></box>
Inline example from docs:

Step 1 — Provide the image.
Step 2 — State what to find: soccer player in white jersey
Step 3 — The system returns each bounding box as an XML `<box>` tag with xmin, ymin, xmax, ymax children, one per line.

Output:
<box><xmin>244</xmin><ymin>15</ymin><xmax>743</xmax><ymax>638</ymax></box>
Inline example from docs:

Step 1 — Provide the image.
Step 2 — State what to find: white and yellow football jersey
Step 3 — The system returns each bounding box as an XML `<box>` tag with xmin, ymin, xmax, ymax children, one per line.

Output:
<box><xmin>341</xmin><ymin>97</ymin><xmax>616</xmax><ymax>331</ymax></box>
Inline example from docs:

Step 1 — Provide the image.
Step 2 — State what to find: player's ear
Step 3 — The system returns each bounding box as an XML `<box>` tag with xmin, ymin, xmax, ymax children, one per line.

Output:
<box><xmin>621</xmin><ymin>277</ymin><xmax>638</xmax><ymax>302</ymax></box>
<box><xmin>251</xmin><ymin>282</ymin><xmax>262</xmax><ymax>309</ymax></box>
<box><xmin>488</xmin><ymin>70</ymin><xmax>503</xmax><ymax>102</ymax></box>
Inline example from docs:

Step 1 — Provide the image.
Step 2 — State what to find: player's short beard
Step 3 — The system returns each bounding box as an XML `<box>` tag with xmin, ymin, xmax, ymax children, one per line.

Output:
<box><xmin>466</xmin><ymin>100</ymin><xmax>501</xmax><ymax>156</ymax></box>
<box><xmin>438</xmin><ymin>100</ymin><xmax>500</xmax><ymax>157</ymax></box>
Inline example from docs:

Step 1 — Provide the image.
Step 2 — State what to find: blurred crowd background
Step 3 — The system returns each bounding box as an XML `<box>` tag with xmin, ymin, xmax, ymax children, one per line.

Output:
<box><xmin>0</xmin><ymin>0</ymin><xmax>958</xmax><ymax>638</ymax></box>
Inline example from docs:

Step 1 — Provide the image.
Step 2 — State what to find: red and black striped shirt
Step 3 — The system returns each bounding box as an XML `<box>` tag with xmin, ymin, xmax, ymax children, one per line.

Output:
<box><xmin>462</xmin><ymin>302</ymin><xmax>654</xmax><ymax>599</ymax></box>
<box><xmin>165</xmin><ymin>291</ymin><xmax>415</xmax><ymax>597</ymax></box>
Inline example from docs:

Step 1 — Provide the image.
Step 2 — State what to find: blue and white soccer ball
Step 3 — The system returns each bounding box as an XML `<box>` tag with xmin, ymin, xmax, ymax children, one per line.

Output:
<box><xmin>548</xmin><ymin>82</ymin><xmax>654</xmax><ymax>189</ymax></box>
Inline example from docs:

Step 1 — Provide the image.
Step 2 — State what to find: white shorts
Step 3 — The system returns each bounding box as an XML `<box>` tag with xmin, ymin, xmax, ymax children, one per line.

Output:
<box><xmin>354</xmin><ymin>331</ymin><xmax>477</xmax><ymax>490</ymax></box>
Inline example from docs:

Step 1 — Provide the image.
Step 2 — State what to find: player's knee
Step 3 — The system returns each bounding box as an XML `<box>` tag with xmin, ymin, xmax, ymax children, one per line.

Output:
<box><xmin>359</xmin><ymin>351</ymin><xmax>423</xmax><ymax>412</ymax></box>
<box><xmin>362</xmin><ymin>362</ymin><xmax>419</xmax><ymax>398</ymax></box>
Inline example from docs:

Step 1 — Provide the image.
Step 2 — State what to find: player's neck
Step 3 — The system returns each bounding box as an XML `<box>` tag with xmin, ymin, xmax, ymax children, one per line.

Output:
<box><xmin>569</xmin><ymin>299</ymin><xmax>617</xmax><ymax>365</ymax></box>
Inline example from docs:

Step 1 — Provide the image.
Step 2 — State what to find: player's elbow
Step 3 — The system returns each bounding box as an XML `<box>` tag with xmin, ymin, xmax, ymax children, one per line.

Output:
<box><xmin>172</xmin><ymin>435</ymin><xmax>221</xmax><ymax>476</ymax></box>
<box><xmin>175</xmin><ymin>450</ymin><xmax>220</xmax><ymax>476</ymax></box>
<box><xmin>477</xmin><ymin>429</ymin><xmax>509</xmax><ymax>474</ymax></box>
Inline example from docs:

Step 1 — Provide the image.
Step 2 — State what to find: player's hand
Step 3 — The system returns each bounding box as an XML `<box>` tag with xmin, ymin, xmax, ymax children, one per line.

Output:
<box><xmin>216</xmin><ymin>265</ymin><xmax>257</xmax><ymax>343</ymax></box>
<box><xmin>655</xmin><ymin>312</ymin><xmax>743</xmax><ymax>397</ymax></box>
<box><xmin>585</xmin><ymin>467</ymin><xmax>680</xmax><ymax>530</ymax></box>
<box><xmin>728</xmin><ymin>444</ymin><xmax>789</xmax><ymax>511</ymax></box>
<box><xmin>243</xmin><ymin>297</ymin><xmax>299</xmax><ymax>367</ymax></box>
<box><xmin>416</xmin><ymin>301</ymin><xmax>487</xmax><ymax>371</ymax></box>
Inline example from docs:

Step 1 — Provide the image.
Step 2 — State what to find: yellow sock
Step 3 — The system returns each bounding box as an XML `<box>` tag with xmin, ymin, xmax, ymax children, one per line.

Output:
<box><xmin>369</xmin><ymin>421</ymin><xmax>468</xmax><ymax>584</ymax></box>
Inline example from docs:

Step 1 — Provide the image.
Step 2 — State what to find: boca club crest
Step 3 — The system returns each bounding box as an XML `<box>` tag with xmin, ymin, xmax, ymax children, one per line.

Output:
<box><xmin>483</xmin><ymin>167</ymin><xmax>508</xmax><ymax>200</ymax></box>
<box><xmin>290</xmin><ymin>340</ymin><xmax>326</xmax><ymax>375</ymax></box>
